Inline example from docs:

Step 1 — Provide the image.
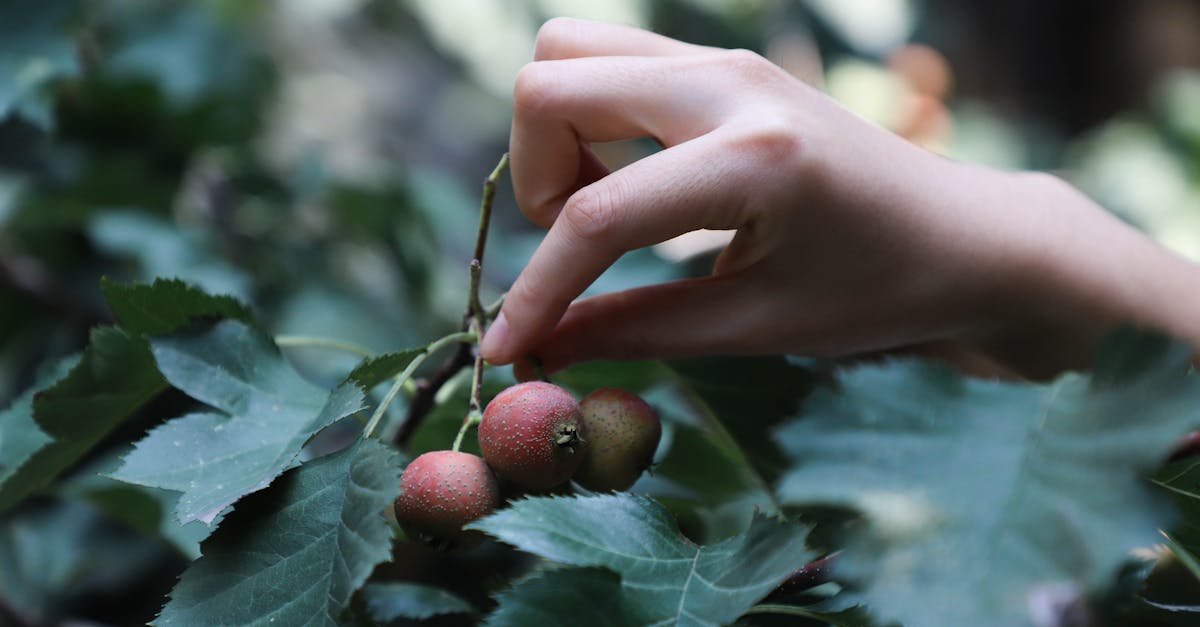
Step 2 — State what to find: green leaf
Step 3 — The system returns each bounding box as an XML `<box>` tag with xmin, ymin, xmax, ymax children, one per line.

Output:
<box><xmin>104</xmin><ymin>2</ymin><xmax>262</xmax><ymax>107</ymax></box>
<box><xmin>346</xmin><ymin>348</ymin><xmax>426</xmax><ymax>391</ymax></box>
<box><xmin>484</xmin><ymin>568</ymin><xmax>649</xmax><ymax>627</ymax></box>
<box><xmin>111</xmin><ymin>319</ymin><xmax>364</xmax><ymax>524</ymax></box>
<box><xmin>101</xmin><ymin>276</ymin><xmax>255</xmax><ymax>336</ymax></box>
<box><xmin>0</xmin><ymin>327</ymin><xmax>166</xmax><ymax>513</ymax></box>
<box><xmin>472</xmin><ymin>493</ymin><xmax>815</xmax><ymax>626</ymax></box>
<box><xmin>0</xmin><ymin>356</ymin><xmax>75</xmax><ymax>488</ymax></box>
<box><xmin>775</xmin><ymin>334</ymin><xmax>1200</xmax><ymax>627</ymax></box>
<box><xmin>156</xmin><ymin>438</ymin><xmax>401</xmax><ymax>626</ymax></box>
<box><xmin>362</xmin><ymin>582</ymin><xmax>474</xmax><ymax>622</ymax></box>
<box><xmin>1162</xmin><ymin>532</ymin><xmax>1200</xmax><ymax>583</ymax></box>
<box><xmin>0</xmin><ymin>0</ymin><xmax>80</xmax><ymax>129</ymax></box>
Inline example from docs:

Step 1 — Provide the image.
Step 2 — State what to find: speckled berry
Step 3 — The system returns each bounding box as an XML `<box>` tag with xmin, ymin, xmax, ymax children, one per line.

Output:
<box><xmin>478</xmin><ymin>381</ymin><xmax>586</xmax><ymax>490</ymax></box>
<box><xmin>394</xmin><ymin>450</ymin><xmax>501</xmax><ymax>550</ymax></box>
<box><xmin>574</xmin><ymin>388</ymin><xmax>660</xmax><ymax>492</ymax></box>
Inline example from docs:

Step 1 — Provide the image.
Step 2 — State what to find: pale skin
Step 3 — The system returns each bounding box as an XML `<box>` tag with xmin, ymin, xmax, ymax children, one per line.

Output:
<box><xmin>479</xmin><ymin>18</ymin><xmax>1200</xmax><ymax>380</ymax></box>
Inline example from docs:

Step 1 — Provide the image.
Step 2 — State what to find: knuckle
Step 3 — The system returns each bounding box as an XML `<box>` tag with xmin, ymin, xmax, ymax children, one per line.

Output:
<box><xmin>732</xmin><ymin>116</ymin><xmax>805</xmax><ymax>166</ymax></box>
<box><xmin>534</xmin><ymin>17</ymin><xmax>578</xmax><ymax>60</ymax></box>
<box><xmin>512</xmin><ymin>62</ymin><xmax>558</xmax><ymax>117</ymax></box>
<box><xmin>562</xmin><ymin>185</ymin><xmax>619</xmax><ymax>243</ymax></box>
<box><xmin>720</xmin><ymin>48</ymin><xmax>780</xmax><ymax>84</ymax></box>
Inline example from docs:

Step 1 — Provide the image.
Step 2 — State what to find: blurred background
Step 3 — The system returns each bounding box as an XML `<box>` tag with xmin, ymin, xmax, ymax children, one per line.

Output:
<box><xmin>1</xmin><ymin>0</ymin><xmax>1199</xmax><ymax>623</ymax></box>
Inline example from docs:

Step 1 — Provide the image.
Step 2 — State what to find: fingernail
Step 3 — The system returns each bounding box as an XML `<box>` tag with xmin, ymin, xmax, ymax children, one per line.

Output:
<box><xmin>481</xmin><ymin>312</ymin><xmax>510</xmax><ymax>362</ymax></box>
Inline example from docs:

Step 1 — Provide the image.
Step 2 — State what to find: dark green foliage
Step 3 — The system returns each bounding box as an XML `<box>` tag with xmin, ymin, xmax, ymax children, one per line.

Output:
<box><xmin>111</xmin><ymin>320</ymin><xmax>363</xmax><ymax>524</ymax></box>
<box><xmin>472</xmin><ymin>493</ymin><xmax>816</xmax><ymax>625</ymax></box>
<box><xmin>775</xmin><ymin>334</ymin><xmax>1200</xmax><ymax>627</ymax></box>
<box><xmin>155</xmin><ymin>438</ymin><xmax>400</xmax><ymax>626</ymax></box>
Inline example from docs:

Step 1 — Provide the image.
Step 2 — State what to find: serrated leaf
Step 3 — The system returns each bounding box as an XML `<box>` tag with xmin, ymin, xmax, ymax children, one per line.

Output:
<box><xmin>0</xmin><ymin>327</ymin><xmax>166</xmax><ymax>513</ymax></box>
<box><xmin>346</xmin><ymin>348</ymin><xmax>425</xmax><ymax>391</ymax></box>
<box><xmin>484</xmin><ymin>568</ymin><xmax>649</xmax><ymax>627</ymax></box>
<box><xmin>102</xmin><ymin>277</ymin><xmax>254</xmax><ymax>336</ymax></box>
<box><xmin>112</xmin><ymin>319</ymin><xmax>364</xmax><ymax>524</ymax></box>
<box><xmin>156</xmin><ymin>438</ymin><xmax>401</xmax><ymax>626</ymax></box>
<box><xmin>0</xmin><ymin>356</ymin><xmax>76</xmax><ymax>487</ymax></box>
<box><xmin>362</xmin><ymin>582</ymin><xmax>473</xmax><ymax>622</ymax></box>
<box><xmin>471</xmin><ymin>493</ymin><xmax>815</xmax><ymax>626</ymax></box>
<box><xmin>775</xmin><ymin>334</ymin><xmax>1200</xmax><ymax>627</ymax></box>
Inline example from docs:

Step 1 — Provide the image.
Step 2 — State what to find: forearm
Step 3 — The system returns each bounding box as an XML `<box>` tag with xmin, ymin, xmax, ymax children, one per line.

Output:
<box><xmin>965</xmin><ymin>169</ymin><xmax>1200</xmax><ymax>377</ymax></box>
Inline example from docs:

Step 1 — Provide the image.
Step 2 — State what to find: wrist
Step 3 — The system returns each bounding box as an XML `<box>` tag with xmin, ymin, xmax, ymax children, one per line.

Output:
<box><xmin>967</xmin><ymin>171</ymin><xmax>1200</xmax><ymax>377</ymax></box>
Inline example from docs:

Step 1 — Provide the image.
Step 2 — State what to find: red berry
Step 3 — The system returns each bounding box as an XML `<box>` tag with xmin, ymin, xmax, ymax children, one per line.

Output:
<box><xmin>394</xmin><ymin>450</ymin><xmax>500</xmax><ymax>550</ymax></box>
<box><xmin>574</xmin><ymin>388</ymin><xmax>661</xmax><ymax>492</ymax></box>
<box><xmin>478</xmin><ymin>381</ymin><xmax>586</xmax><ymax>490</ymax></box>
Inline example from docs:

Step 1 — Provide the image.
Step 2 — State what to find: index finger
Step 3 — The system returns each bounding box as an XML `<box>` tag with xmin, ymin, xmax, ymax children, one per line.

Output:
<box><xmin>510</xmin><ymin>53</ymin><xmax>732</xmax><ymax>228</ymax></box>
<box><xmin>533</xmin><ymin>17</ymin><xmax>713</xmax><ymax>61</ymax></box>
<box><xmin>481</xmin><ymin>130</ymin><xmax>754</xmax><ymax>365</ymax></box>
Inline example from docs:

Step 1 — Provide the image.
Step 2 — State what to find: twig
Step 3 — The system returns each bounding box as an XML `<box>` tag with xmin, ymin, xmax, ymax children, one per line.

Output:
<box><xmin>396</xmin><ymin>340</ymin><xmax>473</xmax><ymax>445</ymax></box>
<box><xmin>763</xmin><ymin>553</ymin><xmax>839</xmax><ymax>601</ymax></box>
<box><xmin>362</xmin><ymin>331</ymin><xmax>475</xmax><ymax>438</ymax></box>
<box><xmin>468</xmin><ymin>153</ymin><xmax>509</xmax><ymax>326</ymax></box>
<box><xmin>393</xmin><ymin>154</ymin><xmax>509</xmax><ymax>447</ymax></box>
<box><xmin>274</xmin><ymin>335</ymin><xmax>373</xmax><ymax>359</ymax></box>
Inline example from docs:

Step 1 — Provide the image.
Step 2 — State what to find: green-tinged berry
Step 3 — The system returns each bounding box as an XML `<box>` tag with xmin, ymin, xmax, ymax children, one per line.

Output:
<box><xmin>574</xmin><ymin>388</ymin><xmax>661</xmax><ymax>492</ymax></box>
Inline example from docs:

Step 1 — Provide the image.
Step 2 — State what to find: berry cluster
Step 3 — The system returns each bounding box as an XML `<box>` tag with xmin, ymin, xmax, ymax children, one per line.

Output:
<box><xmin>393</xmin><ymin>381</ymin><xmax>661</xmax><ymax>549</ymax></box>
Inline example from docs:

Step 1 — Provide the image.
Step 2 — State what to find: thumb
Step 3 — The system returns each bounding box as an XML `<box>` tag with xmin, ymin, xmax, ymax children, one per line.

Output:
<box><xmin>523</xmin><ymin>274</ymin><xmax>771</xmax><ymax>374</ymax></box>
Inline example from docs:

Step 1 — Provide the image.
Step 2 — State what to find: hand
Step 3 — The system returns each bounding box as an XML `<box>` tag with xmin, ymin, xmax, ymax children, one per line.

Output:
<box><xmin>480</xmin><ymin>18</ymin><xmax>1200</xmax><ymax>379</ymax></box>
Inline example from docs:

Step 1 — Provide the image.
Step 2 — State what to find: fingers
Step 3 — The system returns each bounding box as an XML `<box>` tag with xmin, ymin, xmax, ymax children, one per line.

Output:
<box><xmin>481</xmin><ymin>132</ymin><xmax>753</xmax><ymax>365</ymax></box>
<box><xmin>519</xmin><ymin>275</ymin><xmax>774</xmax><ymax>373</ymax></box>
<box><xmin>510</xmin><ymin>53</ymin><xmax>732</xmax><ymax>228</ymax></box>
<box><xmin>533</xmin><ymin>17</ymin><xmax>712</xmax><ymax>61</ymax></box>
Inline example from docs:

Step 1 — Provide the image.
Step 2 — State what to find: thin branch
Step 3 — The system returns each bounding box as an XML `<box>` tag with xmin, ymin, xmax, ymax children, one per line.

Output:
<box><xmin>763</xmin><ymin>553</ymin><xmax>839</xmax><ymax>602</ymax></box>
<box><xmin>274</xmin><ymin>335</ymin><xmax>373</xmax><ymax>359</ymax></box>
<box><xmin>362</xmin><ymin>331</ymin><xmax>475</xmax><ymax>439</ymax></box>
<box><xmin>742</xmin><ymin>604</ymin><xmax>859</xmax><ymax>626</ymax></box>
<box><xmin>393</xmin><ymin>153</ymin><xmax>509</xmax><ymax>447</ymax></box>
<box><xmin>468</xmin><ymin>153</ymin><xmax>509</xmax><ymax>325</ymax></box>
<box><xmin>395</xmin><ymin>340</ymin><xmax>472</xmax><ymax>445</ymax></box>
<box><xmin>452</xmin><ymin>320</ymin><xmax>487</xmax><ymax>452</ymax></box>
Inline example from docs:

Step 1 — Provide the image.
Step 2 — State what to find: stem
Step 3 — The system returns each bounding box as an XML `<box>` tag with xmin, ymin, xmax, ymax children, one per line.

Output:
<box><xmin>451</xmin><ymin>154</ymin><xmax>508</xmax><ymax>451</ymax></box>
<box><xmin>274</xmin><ymin>335</ymin><xmax>373</xmax><ymax>359</ymax></box>
<box><xmin>469</xmin><ymin>153</ymin><xmax>509</xmax><ymax>326</ymax></box>
<box><xmin>391</xmin><ymin>154</ymin><xmax>509</xmax><ymax>448</ymax></box>
<box><xmin>451</xmin><ymin>320</ymin><xmax>489</xmax><ymax>453</ymax></box>
<box><xmin>396</xmin><ymin>342</ymin><xmax>472</xmax><ymax>445</ymax></box>
<box><xmin>451</xmin><ymin>412</ymin><xmax>482</xmax><ymax>452</ymax></box>
<box><xmin>742</xmin><ymin>604</ymin><xmax>857</xmax><ymax>625</ymax></box>
<box><xmin>362</xmin><ymin>331</ymin><xmax>475</xmax><ymax>439</ymax></box>
<box><xmin>484</xmin><ymin>292</ymin><xmax>506</xmax><ymax>322</ymax></box>
<box><xmin>764</xmin><ymin>553</ymin><xmax>839</xmax><ymax>601</ymax></box>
